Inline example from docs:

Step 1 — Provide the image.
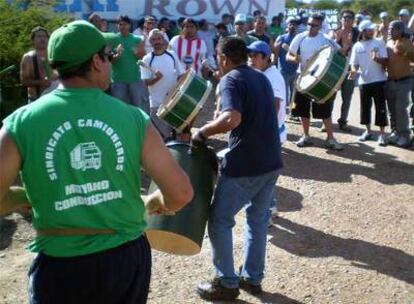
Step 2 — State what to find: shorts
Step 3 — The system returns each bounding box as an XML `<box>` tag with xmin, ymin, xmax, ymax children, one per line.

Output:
<box><xmin>291</xmin><ymin>91</ymin><xmax>334</xmax><ymax>119</ymax></box>
<box><xmin>29</xmin><ymin>235</ymin><xmax>151</xmax><ymax>304</ymax></box>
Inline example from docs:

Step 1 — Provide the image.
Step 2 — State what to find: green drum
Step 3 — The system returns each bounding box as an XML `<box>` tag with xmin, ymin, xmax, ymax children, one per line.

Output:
<box><xmin>145</xmin><ymin>142</ymin><xmax>218</xmax><ymax>255</ymax></box>
<box><xmin>296</xmin><ymin>45</ymin><xmax>349</xmax><ymax>104</ymax></box>
<box><xmin>157</xmin><ymin>69</ymin><xmax>212</xmax><ymax>132</ymax></box>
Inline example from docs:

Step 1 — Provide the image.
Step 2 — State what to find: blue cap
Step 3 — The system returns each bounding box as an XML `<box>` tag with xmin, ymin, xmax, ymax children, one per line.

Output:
<box><xmin>247</xmin><ymin>41</ymin><xmax>271</xmax><ymax>57</ymax></box>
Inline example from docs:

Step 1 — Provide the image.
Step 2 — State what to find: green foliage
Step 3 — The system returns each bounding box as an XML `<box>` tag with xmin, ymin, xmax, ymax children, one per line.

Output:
<box><xmin>0</xmin><ymin>0</ymin><xmax>71</xmax><ymax>85</ymax></box>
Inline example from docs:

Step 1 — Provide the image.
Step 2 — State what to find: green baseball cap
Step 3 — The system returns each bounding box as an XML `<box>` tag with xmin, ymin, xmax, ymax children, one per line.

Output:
<box><xmin>48</xmin><ymin>20</ymin><xmax>106</xmax><ymax>72</ymax></box>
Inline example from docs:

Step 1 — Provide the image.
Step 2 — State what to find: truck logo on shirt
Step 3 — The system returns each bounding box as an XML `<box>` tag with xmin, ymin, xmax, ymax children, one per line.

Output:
<box><xmin>70</xmin><ymin>142</ymin><xmax>102</xmax><ymax>171</ymax></box>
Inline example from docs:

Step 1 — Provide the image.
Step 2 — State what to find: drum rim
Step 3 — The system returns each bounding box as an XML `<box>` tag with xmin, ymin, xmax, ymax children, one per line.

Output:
<box><xmin>157</xmin><ymin>69</ymin><xmax>195</xmax><ymax>118</ymax></box>
<box><xmin>296</xmin><ymin>45</ymin><xmax>335</xmax><ymax>93</ymax></box>
<box><xmin>175</xmin><ymin>80</ymin><xmax>213</xmax><ymax>132</ymax></box>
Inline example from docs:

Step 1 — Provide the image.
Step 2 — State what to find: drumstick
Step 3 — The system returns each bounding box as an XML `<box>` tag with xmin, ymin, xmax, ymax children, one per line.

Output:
<box><xmin>137</xmin><ymin>61</ymin><xmax>157</xmax><ymax>74</ymax></box>
<box><xmin>0</xmin><ymin>65</ymin><xmax>16</xmax><ymax>77</ymax></box>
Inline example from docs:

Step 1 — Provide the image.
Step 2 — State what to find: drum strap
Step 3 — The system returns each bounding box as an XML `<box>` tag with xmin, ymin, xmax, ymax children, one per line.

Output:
<box><xmin>178</xmin><ymin>36</ymin><xmax>183</xmax><ymax>60</ymax></box>
<box><xmin>31</xmin><ymin>53</ymin><xmax>41</xmax><ymax>99</ymax></box>
<box><xmin>194</xmin><ymin>38</ymin><xmax>202</xmax><ymax>73</ymax></box>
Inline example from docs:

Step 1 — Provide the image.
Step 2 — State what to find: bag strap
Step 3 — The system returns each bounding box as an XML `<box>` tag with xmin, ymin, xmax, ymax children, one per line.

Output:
<box><xmin>31</xmin><ymin>53</ymin><xmax>41</xmax><ymax>98</ymax></box>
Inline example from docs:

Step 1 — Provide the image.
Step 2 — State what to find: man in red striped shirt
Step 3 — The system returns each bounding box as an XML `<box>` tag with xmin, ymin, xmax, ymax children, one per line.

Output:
<box><xmin>169</xmin><ymin>18</ymin><xmax>209</xmax><ymax>77</ymax></box>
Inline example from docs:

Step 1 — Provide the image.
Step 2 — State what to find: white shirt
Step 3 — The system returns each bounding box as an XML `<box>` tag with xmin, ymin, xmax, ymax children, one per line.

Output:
<box><xmin>264</xmin><ymin>66</ymin><xmax>287</xmax><ymax>144</ymax></box>
<box><xmin>289</xmin><ymin>31</ymin><xmax>339</xmax><ymax>72</ymax></box>
<box><xmin>169</xmin><ymin>35</ymin><xmax>207</xmax><ymax>76</ymax></box>
<box><xmin>140</xmin><ymin>50</ymin><xmax>184</xmax><ymax>108</ymax></box>
<box><xmin>350</xmin><ymin>38</ymin><xmax>387</xmax><ymax>85</ymax></box>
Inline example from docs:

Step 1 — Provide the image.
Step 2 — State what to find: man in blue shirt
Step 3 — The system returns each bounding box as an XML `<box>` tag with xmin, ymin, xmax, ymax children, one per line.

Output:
<box><xmin>192</xmin><ymin>37</ymin><xmax>283</xmax><ymax>301</ymax></box>
<box><xmin>273</xmin><ymin>17</ymin><xmax>299</xmax><ymax>111</ymax></box>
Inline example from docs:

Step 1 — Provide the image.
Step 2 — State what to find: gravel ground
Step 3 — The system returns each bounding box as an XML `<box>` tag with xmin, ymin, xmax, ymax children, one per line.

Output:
<box><xmin>0</xmin><ymin>88</ymin><xmax>413</xmax><ymax>304</ymax></box>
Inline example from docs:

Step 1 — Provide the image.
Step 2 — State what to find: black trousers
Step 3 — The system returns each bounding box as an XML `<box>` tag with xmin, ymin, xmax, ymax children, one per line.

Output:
<box><xmin>29</xmin><ymin>235</ymin><xmax>151</xmax><ymax>304</ymax></box>
<box><xmin>359</xmin><ymin>81</ymin><xmax>388</xmax><ymax>127</ymax></box>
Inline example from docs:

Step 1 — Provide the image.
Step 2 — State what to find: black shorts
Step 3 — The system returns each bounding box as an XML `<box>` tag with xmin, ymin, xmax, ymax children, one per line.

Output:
<box><xmin>291</xmin><ymin>91</ymin><xmax>335</xmax><ymax>119</ymax></box>
<box><xmin>29</xmin><ymin>235</ymin><xmax>151</xmax><ymax>304</ymax></box>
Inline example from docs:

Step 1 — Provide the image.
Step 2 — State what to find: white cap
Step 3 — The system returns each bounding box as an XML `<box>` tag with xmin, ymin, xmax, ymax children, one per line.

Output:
<box><xmin>399</xmin><ymin>9</ymin><xmax>410</xmax><ymax>16</ymax></box>
<box><xmin>355</xmin><ymin>13</ymin><xmax>364</xmax><ymax>20</ymax></box>
<box><xmin>235</xmin><ymin>13</ymin><xmax>247</xmax><ymax>24</ymax></box>
<box><xmin>148</xmin><ymin>28</ymin><xmax>164</xmax><ymax>39</ymax></box>
<box><xmin>286</xmin><ymin>17</ymin><xmax>297</xmax><ymax>24</ymax></box>
<box><xmin>379</xmin><ymin>12</ymin><xmax>388</xmax><ymax>19</ymax></box>
<box><xmin>358</xmin><ymin>20</ymin><xmax>376</xmax><ymax>32</ymax></box>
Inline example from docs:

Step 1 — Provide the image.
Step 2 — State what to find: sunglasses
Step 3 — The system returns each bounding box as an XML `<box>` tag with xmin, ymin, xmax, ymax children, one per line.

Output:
<box><xmin>307</xmin><ymin>23</ymin><xmax>319</xmax><ymax>28</ymax></box>
<box><xmin>342</xmin><ymin>16</ymin><xmax>354</xmax><ymax>20</ymax></box>
<box><xmin>100</xmin><ymin>51</ymin><xmax>115</xmax><ymax>62</ymax></box>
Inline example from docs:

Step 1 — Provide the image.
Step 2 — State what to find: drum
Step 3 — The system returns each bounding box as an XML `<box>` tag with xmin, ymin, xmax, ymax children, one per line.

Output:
<box><xmin>296</xmin><ymin>45</ymin><xmax>349</xmax><ymax>104</ymax></box>
<box><xmin>157</xmin><ymin>69</ymin><xmax>212</xmax><ymax>132</ymax></box>
<box><xmin>145</xmin><ymin>142</ymin><xmax>218</xmax><ymax>255</ymax></box>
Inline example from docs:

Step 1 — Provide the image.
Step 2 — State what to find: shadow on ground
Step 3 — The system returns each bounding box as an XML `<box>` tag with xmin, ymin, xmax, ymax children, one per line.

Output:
<box><xmin>281</xmin><ymin>137</ymin><xmax>414</xmax><ymax>185</ymax></box>
<box><xmin>213</xmin><ymin>291</ymin><xmax>303</xmax><ymax>304</ymax></box>
<box><xmin>275</xmin><ymin>186</ymin><xmax>303</xmax><ymax>213</ymax></box>
<box><xmin>0</xmin><ymin>218</ymin><xmax>17</xmax><ymax>250</ymax></box>
<box><xmin>268</xmin><ymin>217</ymin><xmax>414</xmax><ymax>285</ymax></box>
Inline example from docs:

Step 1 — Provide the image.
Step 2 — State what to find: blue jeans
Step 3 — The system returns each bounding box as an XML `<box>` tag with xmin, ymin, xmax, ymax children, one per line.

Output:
<box><xmin>111</xmin><ymin>80</ymin><xmax>149</xmax><ymax>113</ymax></box>
<box><xmin>282</xmin><ymin>72</ymin><xmax>297</xmax><ymax>106</ymax></box>
<box><xmin>208</xmin><ymin>170</ymin><xmax>279</xmax><ymax>288</ymax></box>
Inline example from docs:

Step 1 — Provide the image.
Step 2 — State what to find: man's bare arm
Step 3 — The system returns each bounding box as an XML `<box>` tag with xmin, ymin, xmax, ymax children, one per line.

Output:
<box><xmin>0</xmin><ymin>128</ymin><xmax>29</xmax><ymax>215</ymax></box>
<box><xmin>199</xmin><ymin>110</ymin><xmax>241</xmax><ymax>138</ymax></box>
<box><xmin>286</xmin><ymin>51</ymin><xmax>300</xmax><ymax>64</ymax></box>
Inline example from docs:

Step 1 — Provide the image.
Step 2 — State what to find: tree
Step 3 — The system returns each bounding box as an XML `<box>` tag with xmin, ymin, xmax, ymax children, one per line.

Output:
<box><xmin>0</xmin><ymin>0</ymin><xmax>71</xmax><ymax>122</ymax></box>
<box><xmin>0</xmin><ymin>0</ymin><xmax>71</xmax><ymax>86</ymax></box>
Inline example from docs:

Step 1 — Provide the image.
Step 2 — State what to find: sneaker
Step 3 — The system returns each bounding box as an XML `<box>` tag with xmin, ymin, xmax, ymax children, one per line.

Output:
<box><xmin>358</xmin><ymin>131</ymin><xmax>373</xmax><ymax>142</ymax></box>
<box><xmin>268</xmin><ymin>207</ymin><xmax>277</xmax><ymax>227</ymax></box>
<box><xmin>296</xmin><ymin>135</ymin><xmax>313</xmax><ymax>147</ymax></box>
<box><xmin>289</xmin><ymin>115</ymin><xmax>300</xmax><ymax>122</ymax></box>
<box><xmin>377</xmin><ymin>134</ymin><xmax>387</xmax><ymax>146</ymax></box>
<box><xmin>239</xmin><ymin>278</ymin><xmax>263</xmax><ymax>295</ymax></box>
<box><xmin>338</xmin><ymin>123</ymin><xmax>352</xmax><ymax>132</ymax></box>
<box><xmin>388</xmin><ymin>132</ymin><xmax>399</xmax><ymax>145</ymax></box>
<box><xmin>325</xmin><ymin>138</ymin><xmax>344</xmax><ymax>150</ymax></box>
<box><xmin>268</xmin><ymin>216</ymin><xmax>274</xmax><ymax>227</ymax></box>
<box><xmin>396</xmin><ymin>136</ymin><xmax>412</xmax><ymax>148</ymax></box>
<box><xmin>197</xmin><ymin>278</ymin><xmax>240</xmax><ymax>301</ymax></box>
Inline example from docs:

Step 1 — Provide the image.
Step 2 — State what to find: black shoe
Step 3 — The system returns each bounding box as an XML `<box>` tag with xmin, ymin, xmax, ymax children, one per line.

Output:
<box><xmin>239</xmin><ymin>278</ymin><xmax>263</xmax><ymax>295</ymax></box>
<box><xmin>197</xmin><ymin>278</ymin><xmax>240</xmax><ymax>301</ymax></box>
<box><xmin>338</xmin><ymin>122</ymin><xmax>352</xmax><ymax>133</ymax></box>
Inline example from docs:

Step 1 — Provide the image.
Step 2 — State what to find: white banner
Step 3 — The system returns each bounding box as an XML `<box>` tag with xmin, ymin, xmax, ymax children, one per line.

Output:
<box><xmin>56</xmin><ymin>0</ymin><xmax>285</xmax><ymax>22</ymax></box>
<box><xmin>286</xmin><ymin>8</ymin><xmax>339</xmax><ymax>30</ymax></box>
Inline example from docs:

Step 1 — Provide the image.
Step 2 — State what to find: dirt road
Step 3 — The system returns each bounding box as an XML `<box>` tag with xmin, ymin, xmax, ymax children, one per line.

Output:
<box><xmin>0</xmin><ymin>89</ymin><xmax>413</xmax><ymax>304</ymax></box>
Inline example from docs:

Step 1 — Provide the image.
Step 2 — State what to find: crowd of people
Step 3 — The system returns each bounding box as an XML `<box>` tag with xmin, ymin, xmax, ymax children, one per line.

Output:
<box><xmin>20</xmin><ymin>8</ymin><xmax>414</xmax><ymax>148</ymax></box>
<box><xmin>0</xmin><ymin>5</ymin><xmax>413</xmax><ymax>304</ymax></box>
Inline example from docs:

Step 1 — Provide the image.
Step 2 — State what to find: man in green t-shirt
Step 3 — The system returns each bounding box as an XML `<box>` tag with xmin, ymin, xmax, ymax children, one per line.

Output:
<box><xmin>0</xmin><ymin>20</ymin><xmax>193</xmax><ymax>303</ymax></box>
<box><xmin>103</xmin><ymin>15</ymin><xmax>149</xmax><ymax>113</ymax></box>
<box><xmin>268</xmin><ymin>15</ymin><xmax>285</xmax><ymax>41</ymax></box>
